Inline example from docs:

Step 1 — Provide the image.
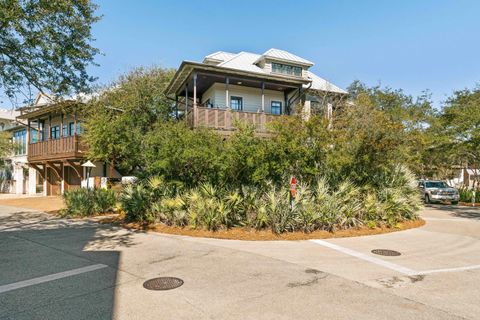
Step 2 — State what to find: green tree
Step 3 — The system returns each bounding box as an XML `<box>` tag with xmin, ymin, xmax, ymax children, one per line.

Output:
<box><xmin>0</xmin><ymin>0</ymin><xmax>100</xmax><ymax>103</ymax></box>
<box><xmin>83</xmin><ymin>67</ymin><xmax>176</xmax><ymax>174</ymax></box>
<box><xmin>267</xmin><ymin>114</ymin><xmax>331</xmax><ymax>184</ymax></box>
<box><xmin>143</xmin><ymin>121</ymin><xmax>225</xmax><ymax>187</ymax></box>
<box><xmin>0</xmin><ymin>131</ymin><xmax>13</xmax><ymax>160</ymax></box>
<box><xmin>329</xmin><ymin>92</ymin><xmax>410</xmax><ymax>186</ymax></box>
<box><xmin>434</xmin><ymin>87</ymin><xmax>480</xmax><ymax>182</ymax></box>
<box><xmin>347</xmin><ymin>81</ymin><xmax>435</xmax><ymax>177</ymax></box>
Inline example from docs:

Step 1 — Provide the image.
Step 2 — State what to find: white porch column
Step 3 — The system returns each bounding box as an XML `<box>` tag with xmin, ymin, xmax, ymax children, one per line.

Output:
<box><xmin>225</xmin><ymin>77</ymin><xmax>229</xmax><ymax>108</ymax></box>
<box><xmin>14</xmin><ymin>164</ymin><xmax>24</xmax><ymax>194</ymax></box>
<box><xmin>303</xmin><ymin>100</ymin><xmax>311</xmax><ymax>121</ymax></box>
<box><xmin>193</xmin><ymin>73</ymin><xmax>197</xmax><ymax>127</ymax></box>
<box><xmin>61</xmin><ymin>163</ymin><xmax>65</xmax><ymax>194</ymax></box>
<box><xmin>327</xmin><ymin>103</ymin><xmax>333</xmax><ymax>129</ymax></box>
<box><xmin>327</xmin><ymin>103</ymin><xmax>333</xmax><ymax>119</ymax></box>
<box><xmin>42</xmin><ymin>166</ymin><xmax>47</xmax><ymax>196</ymax></box>
<box><xmin>185</xmin><ymin>84</ymin><xmax>188</xmax><ymax>113</ymax></box>
<box><xmin>261</xmin><ymin>82</ymin><xmax>265</xmax><ymax>112</ymax></box>
<box><xmin>28</xmin><ymin>167</ymin><xmax>37</xmax><ymax>195</ymax></box>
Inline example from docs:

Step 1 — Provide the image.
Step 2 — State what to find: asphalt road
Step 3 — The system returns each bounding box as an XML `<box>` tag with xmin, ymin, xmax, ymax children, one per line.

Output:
<box><xmin>0</xmin><ymin>203</ymin><xmax>479</xmax><ymax>319</ymax></box>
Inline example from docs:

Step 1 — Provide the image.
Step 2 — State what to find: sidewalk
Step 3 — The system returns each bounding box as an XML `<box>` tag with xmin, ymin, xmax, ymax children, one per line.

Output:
<box><xmin>0</xmin><ymin>195</ymin><xmax>64</xmax><ymax>213</ymax></box>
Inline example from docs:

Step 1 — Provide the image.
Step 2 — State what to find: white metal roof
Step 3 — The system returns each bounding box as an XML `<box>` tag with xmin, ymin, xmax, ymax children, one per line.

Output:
<box><xmin>198</xmin><ymin>49</ymin><xmax>346</xmax><ymax>95</ymax></box>
<box><xmin>466</xmin><ymin>169</ymin><xmax>479</xmax><ymax>175</ymax></box>
<box><xmin>218</xmin><ymin>52</ymin><xmax>265</xmax><ymax>73</ymax></box>
<box><xmin>204</xmin><ymin>51</ymin><xmax>237</xmax><ymax>63</ymax></box>
<box><xmin>305</xmin><ymin>71</ymin><xmax>347</xmax><ymax>94</ymax></box>
<box><xmin>0</xmin><ymin>108</ymin><xmax>19</xmax><ymax>120</ymax></box>
<box><xmin>260</xmin><ymin>48</ymin><xmax>314</xmax><ymax>66</ymax></box>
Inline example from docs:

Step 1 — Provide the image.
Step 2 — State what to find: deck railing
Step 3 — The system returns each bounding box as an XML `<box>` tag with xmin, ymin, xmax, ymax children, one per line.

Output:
<box><xmin>187</xmin><ymin>107</ymin><xmax>280</xmax><ymax>132</ymax></box>
<box><xmin>28</xmin><ymin>136</ymin><xmax>84</xmax><ymax>161</ymax></box>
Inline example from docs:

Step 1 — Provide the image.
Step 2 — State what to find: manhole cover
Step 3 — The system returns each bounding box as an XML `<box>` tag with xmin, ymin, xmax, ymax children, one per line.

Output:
<box><xmin>371</xmin><ymin>249</ymin><xmax>401</xmax><ymax>256</ymax></box>
<box><xmin>143</xmin><ymin>277</ymin><xmax>184</xmax><ymax>290</ymax></box>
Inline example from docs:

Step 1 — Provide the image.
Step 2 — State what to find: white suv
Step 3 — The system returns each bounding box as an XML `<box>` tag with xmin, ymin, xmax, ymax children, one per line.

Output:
<box><xmin>418</xmin><ymin>180</ymin><xmax>460</xmax><ymax>205</ymax></box>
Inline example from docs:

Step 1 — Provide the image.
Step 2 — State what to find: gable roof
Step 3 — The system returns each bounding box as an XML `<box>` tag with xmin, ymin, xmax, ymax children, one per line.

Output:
<box><xmin>306</xmin><ymin>71</ymin><xmax>346</xmax><ymax>94</ymax></box>
<box><xmin>203</xmin><ymin>51</ymin><xmax>237</xmax><ymax>63</ymax></box>
<box><xmin>166</xmin><ymin>49</ymin><xmax>346</xmax><ymax>95</ymax></box>
<box><xmin>256</xmin><ymin>48</ymin><xmax>314</xmax><ymax>66</ymax></box>
<box><xmin>218</xmin><ymin>51</ymin><xmax>345</xmax><ymax>94</ymax></box>
<box><xmin>218</xmin><ymin>52</ymin><xmax>265</xmax><ymax>73</ymax></box>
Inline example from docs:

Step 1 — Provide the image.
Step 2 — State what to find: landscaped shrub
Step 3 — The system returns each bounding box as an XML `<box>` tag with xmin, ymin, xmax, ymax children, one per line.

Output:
<box><xmin>375</xmin><ymin>166</ymin><xmax>422</xmax><ymax>225</ymax></box>
<box><xmin>62</xmin><ymin>188</ymin><xmax>117</xmax><ymax>217</ymax></box>
<box><xmin>94</xmin><ymin>188</ymin><xmax>117</xmax><ymax>213</ymax></box>
<box><xmin>152</xmin><ymin>196</ymin><xmax>187</xmax><ymax>227</ymax></box>
<box><xmin>119</xmin><ymin>176</ymin><xmax>177</xmax><ymax>223</ymax></box>
<box><xmin>63</xmin><ymin>188</ymin><xmax>96</xmax><ymax>217</ymax></box>
<box><xmin>116</xmin><ymin>166</ymin><xmax>422</xmax><ymax>233</ymax></box>
<box><xmin>119</xmin><ymin>184</ymin><xmax>154</xmax><ymax>223</ymax></box>
<box><xmin>459</xmin><ymin>187</ymin><xmax>479</xmax><ymax>203</ymax></box>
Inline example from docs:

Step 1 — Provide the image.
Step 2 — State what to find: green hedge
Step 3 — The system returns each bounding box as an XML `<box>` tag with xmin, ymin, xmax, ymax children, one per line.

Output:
<box><xmin>62</xmin><ymin>188</ymin><xmax>117</xmax><ymax>217</ymax></box>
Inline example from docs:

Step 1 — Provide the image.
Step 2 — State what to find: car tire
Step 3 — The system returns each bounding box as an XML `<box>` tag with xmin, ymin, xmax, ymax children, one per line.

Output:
<box><xmin>425</xmin><ymin>194</ymin><xmax>430</xmax><ymax>204</ymax></box>
<box><xmin>451</xmin><ymin>201</ymin><xmax>458</xmax><ymax>205</ymax></box>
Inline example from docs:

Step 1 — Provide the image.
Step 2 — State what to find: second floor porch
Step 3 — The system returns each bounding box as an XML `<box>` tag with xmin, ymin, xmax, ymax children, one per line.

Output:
<box><xmin>28</xmin><ymin>135</ymin><xmax>86</xmax><ymax>162</ymax></box>
<box><xmin>187</xmin><ymin>105</ymin><xmax>281</xmax><ymax>133</ymax></box>
<box><xmin>169</xmin><ymin>67</ymin><xmax>308</xmax><ymax>132</ymax></box>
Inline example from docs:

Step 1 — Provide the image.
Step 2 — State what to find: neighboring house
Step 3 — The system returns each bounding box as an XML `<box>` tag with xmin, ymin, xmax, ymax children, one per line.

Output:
<box><xmin>448</xmin><ymin>167</ymin><xmax>480</xmax><ymax>188</ymax></box>
<box><xmin>16</xmin><ymin>93</ymin><xmax>121</xmax><ymax>196</ymax></box>
<box><xmin>165</xmin><ymin>48</ymin><xmax>347</xmax><ymax>133</ymax></box>
<box><xmin>0</xmin><ymin>108</ymin><xmax>32</xmax><ymax>194</ymax></box>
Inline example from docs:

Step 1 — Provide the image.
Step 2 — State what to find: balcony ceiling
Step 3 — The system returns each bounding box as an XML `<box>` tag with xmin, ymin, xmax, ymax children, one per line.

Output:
<box><xmin>167</xmin><ymin>61</ymin><xmax>310</xmax><ymax>97</ymax></box>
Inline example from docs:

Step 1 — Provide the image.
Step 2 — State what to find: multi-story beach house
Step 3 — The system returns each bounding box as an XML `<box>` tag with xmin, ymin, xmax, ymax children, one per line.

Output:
<box><xmin>165</xmin><ymin>48</ymin><xmax>347</xmax><ymax>133</ymax></box>
<box><xmin>15</xmin><ymin>93</ymin><xmax>120</xmax><ymax>196</ymax></box>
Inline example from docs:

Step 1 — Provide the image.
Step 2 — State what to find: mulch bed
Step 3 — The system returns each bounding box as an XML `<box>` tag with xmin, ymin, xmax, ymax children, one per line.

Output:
<box><xmin>100</xmin><ymin>215</ymin><xmax>426</xmax><ymax>241</ymax></box>
<box><xmin>0</xmin><ymin>196</ymin><xmax>426</xmax><ymax>240</ymax></box>
<box><xmin>459</xmin><ymin>202</ymin><xmax>480</xmax><ymax>207</ymax></box>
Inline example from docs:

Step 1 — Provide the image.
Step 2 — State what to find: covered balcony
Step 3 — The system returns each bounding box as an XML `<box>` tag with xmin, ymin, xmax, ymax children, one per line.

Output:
<box><xmin>166</xmin><ymin>62</ymin><xmax>310</xmax><ymax>133</ymax></box>
<box><xmin>28</xmin><ymin>135</ymin><xmax>85</xmax><ymax>162</ymax></box>
<box><xmin>187</xmin><ymin>105</ymin><xmax>281</xmax><ymax>132</ymax></box>
<box><xmin>19</xmin><ymin>108</ymin><xmax>86</xmax><ymax>162</ymax></box>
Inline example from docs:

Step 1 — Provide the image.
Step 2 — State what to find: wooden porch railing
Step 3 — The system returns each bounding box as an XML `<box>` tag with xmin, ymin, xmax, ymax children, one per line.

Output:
<box><xmin>28</xmin><ymin>136</ymin><xmax>84</xmax><ymax>161</ymax></box>
<box><xmin>187</xmin><ymin>107</ymin><xmax>280</xmax><ymax>132</ymax></box>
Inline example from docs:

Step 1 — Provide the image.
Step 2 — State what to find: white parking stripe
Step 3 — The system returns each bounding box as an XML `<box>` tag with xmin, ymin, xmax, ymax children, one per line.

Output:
<box><xmin>0</xmin><ymin>264</ymin><xmax>108</xmax><ymax>294</ymax></box>
<box><xmin>418</xmin><ymin>265</ymin><xmax>480</xmax><ymax>275</ymax></box>
<box><xmin>310</xmin><ymin>240</ymin><xmax>417</xmax><ymax>276</ymax></box>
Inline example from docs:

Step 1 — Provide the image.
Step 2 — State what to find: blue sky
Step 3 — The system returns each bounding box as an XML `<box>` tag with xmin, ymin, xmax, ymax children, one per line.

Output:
<box><xmin>3</xmin><ymin>0</ymin><xmax>480</xmax><ymax>108</ymax></box>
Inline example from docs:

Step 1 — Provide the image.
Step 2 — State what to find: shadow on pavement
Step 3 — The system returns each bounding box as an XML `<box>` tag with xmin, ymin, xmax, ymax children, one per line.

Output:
<box><xmin>0</xmin><ymin>217</ymin><xmax>135</xmax><ymax>319</ymax></box>
<box><xmin>426</xmin><ymin>204</ymin><xmax>480</xmax><ymax>220</ymax></box>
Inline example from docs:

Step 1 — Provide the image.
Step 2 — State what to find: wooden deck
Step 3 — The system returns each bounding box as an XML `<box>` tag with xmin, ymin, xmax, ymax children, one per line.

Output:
<box><xmin>188</xmin><ymin>107</ymin><xmax>280</xmax><ymax>132</ymax></box>
<box><xmin>28</xmin><ymin>136</ymin><xmax>85</xmax><ymax>162</ymax></box>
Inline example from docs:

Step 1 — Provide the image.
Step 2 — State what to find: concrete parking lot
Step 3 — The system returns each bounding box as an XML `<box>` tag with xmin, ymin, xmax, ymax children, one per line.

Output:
<box><xmin>0</xmin><ymin>203</ymin><xmax>479</xmax><ymax>319</ymax></box>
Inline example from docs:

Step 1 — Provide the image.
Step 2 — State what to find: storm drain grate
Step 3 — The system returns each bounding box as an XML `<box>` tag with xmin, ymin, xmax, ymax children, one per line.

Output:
<box><xmin>143</xmin><ymin>277</ymin><xmax>184</xmax><ymax>291</ymax></box>
<box><xmin>371</xmin><ymin>249</ymin><xmax>401</xmax><ymax>256</ymax></box>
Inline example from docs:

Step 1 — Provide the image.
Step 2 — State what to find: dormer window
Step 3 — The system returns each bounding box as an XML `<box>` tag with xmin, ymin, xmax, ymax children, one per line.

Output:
<box><xmin>272</xmin><ymin>62</ymin><xmax>302</xmax><ymax>77</ymax></box>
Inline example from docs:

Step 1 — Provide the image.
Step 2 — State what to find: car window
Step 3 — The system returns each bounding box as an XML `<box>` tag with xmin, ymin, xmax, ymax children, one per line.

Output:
<box><xmin>425</xmin><ymin>181</ymin><xmax>448</xmax><ymax>188</ymax></box>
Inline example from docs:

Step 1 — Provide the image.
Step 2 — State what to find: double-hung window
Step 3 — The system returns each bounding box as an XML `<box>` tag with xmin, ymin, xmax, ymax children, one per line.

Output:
<box><xmin>271</xmin><ymin>101</ymin><xmax>282</xmax><ymax>115</ymax></box>
<box><xmin>68</xmin><ymin>122</ymin><xmax>75</xmax><ymax>136</ymax></box>
<box><xmin>50</xmin><ymin>125</ymin><xmax>60</xmax><ymax>139</ymax></box>
<box><xmin>230</xmin><ymin>96</ymin><xmax>243</xmax><ymax>111</ymax></box>
<box><xmin>13</xmin><ymin>129</ymin><xmax>27</xmax><ymax>155</ymax></box>
<box><xmin>76</xmin><ymin>122</ymin><xmax>82</xmax><ymax>135</ymax></box>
